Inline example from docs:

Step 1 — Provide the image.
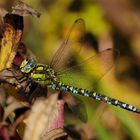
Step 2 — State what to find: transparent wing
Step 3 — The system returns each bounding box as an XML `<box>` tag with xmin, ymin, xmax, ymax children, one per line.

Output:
<box><xmin>50</xmin><ymin>19</ymin><xmax>117</xmax><ymax>121</ymax></box>
<box><xmin>50</xmin><ymin>19</ymin><xmax>88</xmax><ymax>122</ymax></box>
<box><xmin>57</xmin><ymin>48</ymin><xmax>118</xmax><ymax>89</ymax></box>
<box><xmin>50</xmin><ymin>18</ymin><xmax>85</xmax><ymax>71</ymax></box>
<box><xmin>63</xmin><ymin>93</ymin><xmax>87</xmax><ymax>123</ymax></box>
<box><xmin>69</xmin><ymin>95</ymin><xmax>87</xmax><ymax>123</ymax></box>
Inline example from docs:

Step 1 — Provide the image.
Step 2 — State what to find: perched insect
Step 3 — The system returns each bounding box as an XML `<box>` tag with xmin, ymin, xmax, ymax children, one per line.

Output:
<box><xmin>17</xmin><ymin>18</ymin><xmax>140</xmax><ymax>114</ymax></box>
<box><xmin>0</xmin><ymin>5</ymin><xmax>41</xmax><ymax>102</ymax></box>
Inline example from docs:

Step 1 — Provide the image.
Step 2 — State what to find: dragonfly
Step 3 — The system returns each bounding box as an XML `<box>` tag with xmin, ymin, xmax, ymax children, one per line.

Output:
<box><xmin>6</xmin><ymin>18</ymin><xmax>140</xmax><ymax>115</ymax></box>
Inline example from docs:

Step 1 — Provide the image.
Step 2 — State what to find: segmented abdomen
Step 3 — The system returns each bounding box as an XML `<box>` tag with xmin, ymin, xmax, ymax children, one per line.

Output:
<box><xmin>50</xmin><ymin>81</ymin><xmax>140</xmax><ymax>114</ymax></box>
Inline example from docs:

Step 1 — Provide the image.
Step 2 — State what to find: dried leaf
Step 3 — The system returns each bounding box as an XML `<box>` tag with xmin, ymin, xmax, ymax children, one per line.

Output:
<box><xmin>23</xmin><ymin>93</ymin><xmax>64</xmax><ymax>140</ymax></box>
<box><xmin>0</xmin><ymin>69</ymin><xmax>25</xmax><ymax>89</ymax></box>
<box><xmin>0</xmin><ymin>8</ymin><xmax>8</xmax><ymax>18</ymax></box>
<box><xmin>0</xmin><ymin>127</ymin><xmax>9</xmax><ymax>140</ymax></box>
<box><xmin>12</xmin><ymin>0</ymin><xmax>41</xmax><ymax>18</ymax></box>
<box><xmin>0</xmin><ymin>14</ymin><xmax>23</xmax><ymax>70</ymax></box>
<box><xmin>14</xmin><ymin>42</ymin><xmax>37</xmax><ymax>66</ymax></box>
<box><xmin>3</xmin><ymin>97</ymin><xmax>27</xmax><ymax>121</ymax></box>
<box><xmin>0</xmin><ymin>8</ymin><xmax>8</xmax><ymax>39</ymax></box>
<box><xmin>41</xmin><ymin>99</ymin><xmax>65</xmax><ymax>136</ymax></box>
<box><xmin>0</xmin><ymin>105</ymin><xmax>4</xmax><ymax>121</ymax></box>
<box><xmin>40</xmin><ymin>128</ymin><xmax>67</xmax><ymax>140</ymax></box>
<box><xmin>0</xmin><ymin>88</ymin><xmax>6</xmax><ymax>105</ymax></box>
<box><xmin>8</xmin><ymin>110</ymin><xmax>29</xmax><ymax>137</ymax></box>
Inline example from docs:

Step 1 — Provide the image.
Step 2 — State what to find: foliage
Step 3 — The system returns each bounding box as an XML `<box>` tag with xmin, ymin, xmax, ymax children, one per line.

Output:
<box><xmin>0</xmin><ymin>0</ymin><xmax>140</xmax><ymax>139</ymax></box>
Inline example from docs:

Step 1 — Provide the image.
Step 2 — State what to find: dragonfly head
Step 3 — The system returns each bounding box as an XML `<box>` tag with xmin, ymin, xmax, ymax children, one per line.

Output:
<box><xmin>20</xmin><ymin>59</ymin><xmax>36</xmax><ymax>73</ymax></box>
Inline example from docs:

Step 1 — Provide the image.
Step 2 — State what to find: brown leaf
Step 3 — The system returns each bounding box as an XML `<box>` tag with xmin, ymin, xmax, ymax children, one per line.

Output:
<box><xmin>23</xmin><ymin>93</ymin><xmax>64</xmax><ymax>140</ymax></box>
<box><xmin>3</xmin><ymin>96</ymin><xmax>27</xmax><ymax>121</ymax></box>
<box><xmin>0</xmin><ymin>127</ymin><xmax>9</xmax><ymax>140</ymax></box>
<box><xmin>0</xmin><ymin>8</ymin><xmax>7</xmax><ymax>40</ymax></box>
<box><xmin>12</xmin><ymin>0</ymin><xmax>41</xmax><ymax>18</ymax></box>
<box><xmin>40</xmin><ymin>128</ymin><xmax>67</xmax><ymax>140</ymax></box>
<box><xmin>0</xmin><ymin>13</ymin><xmax>23</xmax><ymax>70</ymax></box>
<box><xmin>14</xmin><ymin>42</ymin><xmax>37</xmax><ymax>66</ymax></box>
<box><xmin>0</xmin><ymin>69</ymin><xmax>25</xmax><ymax>89</ymax></box>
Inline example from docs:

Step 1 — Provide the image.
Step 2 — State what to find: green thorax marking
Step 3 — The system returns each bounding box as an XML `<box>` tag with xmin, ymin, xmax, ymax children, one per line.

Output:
<box><xmin>20</xmin><ymin>59</ymin><xmax>57</xmax><ymax>85</ymax></box>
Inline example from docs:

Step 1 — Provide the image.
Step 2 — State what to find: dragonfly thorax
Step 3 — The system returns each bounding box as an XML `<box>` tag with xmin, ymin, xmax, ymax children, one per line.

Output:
<box><xmin>20</xmin><ymin>59</ymin><xmax>57</xmax><ymax>83</ymax></box>
<box><xmin>20</xmin><ymin>59</ymin><xmax>57</xmax><ymax>84</ymax></box>
<box><xmin>30</xmin><ymin>64</ymin><xmax>57</xmax><ymax>84</ymax></box>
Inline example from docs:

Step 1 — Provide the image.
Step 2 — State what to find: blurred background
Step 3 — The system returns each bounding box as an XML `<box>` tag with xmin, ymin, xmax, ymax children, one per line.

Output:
<box><xmin>1</xmin><ymin>0</ymin><xmax>140</xmax><ymax>139</ymax></box>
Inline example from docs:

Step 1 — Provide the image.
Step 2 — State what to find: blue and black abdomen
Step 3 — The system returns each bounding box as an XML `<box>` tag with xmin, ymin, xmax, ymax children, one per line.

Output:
<box><xmin>50</xmin><ymin>81</ymin><xmax>140</xmax><ymax>114</ymax></box>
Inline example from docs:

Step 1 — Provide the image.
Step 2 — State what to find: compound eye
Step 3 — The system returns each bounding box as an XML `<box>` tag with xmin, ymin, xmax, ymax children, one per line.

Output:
<box><xmin>20</xmin><ymin>59</ymin><xmax>28</xmax><ymax>68</ymax></box>
<box><xmin>20</xmin><ymin>59</ymin><xmax>36</xmax><ymax>73</ymax></box>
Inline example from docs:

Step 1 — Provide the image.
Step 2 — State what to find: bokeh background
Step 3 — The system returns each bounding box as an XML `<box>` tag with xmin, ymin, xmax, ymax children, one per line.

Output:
<box><xmin>1</xmin><ymin>0</ymin><xmax>140</xmax><ymax>139</ymax></box>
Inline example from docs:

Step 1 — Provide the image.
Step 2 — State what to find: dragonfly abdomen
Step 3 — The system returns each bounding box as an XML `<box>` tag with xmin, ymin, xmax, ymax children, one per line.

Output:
<box><xmin>50</xmin><ymin>81</ymin><xmax>140</xmax><ymax>114</ymax></box>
